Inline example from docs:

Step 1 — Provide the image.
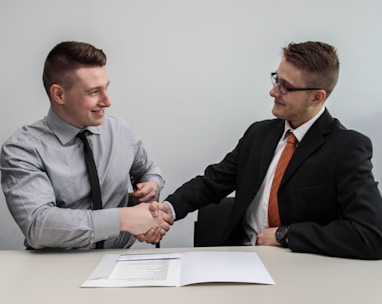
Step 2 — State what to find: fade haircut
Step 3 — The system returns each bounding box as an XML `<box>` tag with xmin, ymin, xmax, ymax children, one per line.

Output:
<box><xmin>282</xmin><ymin>41</ymin><xmax>340</xmax><ymax>98</ymax></box>
<box><xmin>42</xmin><ymin>41</ymin><xmax>107</xmax><ymax>99</ymax></box>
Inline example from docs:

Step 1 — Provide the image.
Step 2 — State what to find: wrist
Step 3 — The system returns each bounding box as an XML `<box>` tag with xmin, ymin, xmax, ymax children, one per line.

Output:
<box><xmin>275</xmin><ymin>225</ymin><xmax>289</xmax><ymax>247</ymax></box>
<box><xmin>163</xmin><ymin>201</ymin><xmax>176</xmax><ymax>220</ymax></box>
<box><xmin>119</xmin><ymin>207</ymin><xmax>129</xmax><ymax>232</ymax></box>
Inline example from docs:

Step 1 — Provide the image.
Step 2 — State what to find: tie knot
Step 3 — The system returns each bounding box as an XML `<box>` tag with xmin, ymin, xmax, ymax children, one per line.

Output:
<box><xmin>77</xmin><ymin>130</ymin><xmax>90</xmax><ymax>142</ymax></box>
<box><xmin>287</xmin><ymin>131</ymin><xmax>298</xmax><ymax>145</ymax></box>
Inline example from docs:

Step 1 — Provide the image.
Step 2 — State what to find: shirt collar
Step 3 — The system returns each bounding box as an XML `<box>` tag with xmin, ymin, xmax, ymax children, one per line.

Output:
<box><xmin>46</xmin><ymin>108</ymin><xmax>101</xmax><ymax>145</ymax></box>
<box><xmin>283</xmin><ymin>106</ymin><xmax>325</xmax><ymax>142</ymax></box>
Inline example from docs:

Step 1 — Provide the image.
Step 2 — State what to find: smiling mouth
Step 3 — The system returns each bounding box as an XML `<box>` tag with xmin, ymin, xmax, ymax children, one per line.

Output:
<box><xmin>274</xmin><ymin>99</ymin><xmax>285</xmax><ymax>106</ymax></box>
<box><xmin>91</xmin><ymin>109</ymin><xmax>106</xmax><ymax>118</ymax></box>
<box><xmin>92</xmin><ymin>108</ymin><xmax>105</xmax><ymax>113</ymax></box>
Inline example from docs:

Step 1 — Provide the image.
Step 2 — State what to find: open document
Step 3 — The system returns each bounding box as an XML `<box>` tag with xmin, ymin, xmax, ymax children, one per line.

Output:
<box><xmin>81</xmin><ymin>251</ymin><xmax>275</xmax><ymax>287</ymax></box>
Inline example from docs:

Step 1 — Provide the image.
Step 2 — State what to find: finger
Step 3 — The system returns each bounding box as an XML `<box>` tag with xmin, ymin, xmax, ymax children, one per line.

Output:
<box><xmin>138</xmin><ymin>191</ymin><xmax>158</xmax><ymax>203</ymax></box>
<box><xmin>161</xmin><ymin>210</ymin><xmax>174</xmax><ymax>225</ymax></box>
<box><xmin>129</xmin><ymin>183</ymin><xmax>146</xmax><ymax>198</ymax></box>
<box><xmin>144</xmin><ymin>229</ymin><xmax>156</xmax><ymax>244</ymax></box>
<box><xmin>129</xmin><ymin>190</ymin><xmax>144</xmax><ymax>199</ymax></box>
<box><xmin>152</xmin><ymin>233</ymin><xmax>162</xmax><ymax>244</ymax></box>
<box><xmin>149</xmin><ymin>202</ymin><xmax>160</xmax><ymax>217</ymax></box>
<box><xmin>160</xmin><ymin>203</ymin><xmax>174</xmax><ymax>218</ymax></box>
<box><xmin>152</xmin><ymin>227</ymin><xmax>163</xmax><ymax>243</ymax></box>
<box><xmin>157</xmin><ymin>219</ymin><xmax>170</xmax><ymax>232</ymax></box>
<box><xmin>145</xmin><ymin>227</ymin><xmax>161</xmax><ymax>244</ymax></box>
<box><xmin>153</xmin><ymin>227</ymin><xmax>163</xmax><ymax>243</ymax></box>
<box><xmin>135</xmin><ymin>234</ymin><xmax>146</xmax><ymax>242</ymax></box>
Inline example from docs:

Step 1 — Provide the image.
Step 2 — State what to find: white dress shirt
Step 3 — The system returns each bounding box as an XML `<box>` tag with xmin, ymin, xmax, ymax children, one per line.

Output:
<box><xmin>242</xmin><ymin>106</ymin><xmax>325</xmax><ymax>245</ymax></box>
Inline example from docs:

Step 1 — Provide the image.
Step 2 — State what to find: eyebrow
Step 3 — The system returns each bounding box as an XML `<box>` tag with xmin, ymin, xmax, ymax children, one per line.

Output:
<box><xmin>85</xmin><ymin>81</ymin><xmax>110</xmax><ymax>93</ymax></box>
<box><xmin>275</xmin><ymin>72</ymin><xmax>297</xmax><ymax>88</ymax></box>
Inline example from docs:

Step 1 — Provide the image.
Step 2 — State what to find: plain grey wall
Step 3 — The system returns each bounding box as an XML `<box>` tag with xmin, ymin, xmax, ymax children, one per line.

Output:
<box><xmin>1</xmin><ymin>0</ymin><xmax>381</xmax><ymax>249</ymax></box>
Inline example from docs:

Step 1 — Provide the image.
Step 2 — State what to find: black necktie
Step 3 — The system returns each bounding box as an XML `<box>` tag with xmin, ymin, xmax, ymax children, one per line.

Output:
<box><xmin>77</xmin><ymin>131</ymin><xmax>104</xmax><ymax>249</ymax></box>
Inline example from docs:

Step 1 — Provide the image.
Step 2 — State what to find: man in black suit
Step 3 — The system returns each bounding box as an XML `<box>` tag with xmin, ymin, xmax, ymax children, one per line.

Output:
<box><xmin>150</xmin><ymin>41</ymin><xmax>382</xmax><ymax>259</ymax></box>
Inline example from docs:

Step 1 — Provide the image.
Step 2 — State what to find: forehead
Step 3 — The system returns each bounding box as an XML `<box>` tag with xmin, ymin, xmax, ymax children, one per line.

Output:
<box><xmin>277</xmin><ymin>57</ymin><xmax>306</xmax><ymax>86</ymax></box>
<box><xmin>72</xmin><ymin>66</ymin><xmax>109</xmax><ymax>87</ymax></box>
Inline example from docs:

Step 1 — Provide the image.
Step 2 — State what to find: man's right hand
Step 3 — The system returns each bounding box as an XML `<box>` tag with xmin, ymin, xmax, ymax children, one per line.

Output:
<box><xmin>119</xmin><ymin>202</ymin><xmax>171</xmax><ymax>238</ymax></box>
<box><xmin>134</xmin><ymin>201</ymin><xmax>174</xmax><ymax>244</ymax></box>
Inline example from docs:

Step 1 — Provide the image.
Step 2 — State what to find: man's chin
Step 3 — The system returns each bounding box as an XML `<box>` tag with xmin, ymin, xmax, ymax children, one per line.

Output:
<box><xmin>88</xmin><ymin>118</ymin><xmax>104</xmax><ymax>126</ymax></box>
<box><xmin>271</xmin><ymin>107</ymin><xmax>285</xmax><ymax>120</ymax></box>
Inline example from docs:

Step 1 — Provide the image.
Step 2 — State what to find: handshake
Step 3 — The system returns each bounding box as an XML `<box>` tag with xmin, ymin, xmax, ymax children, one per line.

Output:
<box><xmin>120</xmin><ymin>201</ymin><xmax>174</xmax><ymax>244</ymax></box>
<box><xmin>120</xmin><ymin>181</ymin><xmax>174</xmax><ymax>244</ymax></box>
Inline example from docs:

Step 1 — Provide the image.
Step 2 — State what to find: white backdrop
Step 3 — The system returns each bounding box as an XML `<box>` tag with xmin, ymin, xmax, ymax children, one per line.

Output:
<box><xmin>1</xmin><ymin>0</ymin><xmax>381</xmax><ymax>249</ymax></box>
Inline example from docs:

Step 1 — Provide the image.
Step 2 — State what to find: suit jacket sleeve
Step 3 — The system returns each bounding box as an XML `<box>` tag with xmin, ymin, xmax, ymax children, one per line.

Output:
<box><xmin>287</xmin><ymin>127</ymin><xmax>382</xmax><ymax>260</ymax></box>
<box><xmin>166</xmin><ymin>144</ymin><xmax>239</xmax><ymax>220</ymax></box>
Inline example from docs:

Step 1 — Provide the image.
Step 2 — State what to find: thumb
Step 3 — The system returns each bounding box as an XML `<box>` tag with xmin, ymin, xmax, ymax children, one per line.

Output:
<box><xmin>148</xmin><ymin>202</ymin><xmax>160</xmax><ymax>218</ymax></box>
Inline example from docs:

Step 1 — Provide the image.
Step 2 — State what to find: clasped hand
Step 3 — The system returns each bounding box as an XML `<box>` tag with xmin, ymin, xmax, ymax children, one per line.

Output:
<box><xmin>135</xmin><ymin>201</ymin><xmax>174</xmax><ymax>244</ymax></box>
<box><xmin>120</xmin><ymin>202</ymin><xmax>173</xmax><ymax>244</ymax></box>
<box><xmin>120</xmin><ymin>181</ymin><xmax>173</xmax><ymax>244</ymax></box>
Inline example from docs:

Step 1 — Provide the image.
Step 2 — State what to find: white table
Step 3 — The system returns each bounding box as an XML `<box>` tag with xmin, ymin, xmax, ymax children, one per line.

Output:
<box><xmin>1</xmin><ymin>246</ymin><xmax>381</xmax><ymax>304</ymax></box>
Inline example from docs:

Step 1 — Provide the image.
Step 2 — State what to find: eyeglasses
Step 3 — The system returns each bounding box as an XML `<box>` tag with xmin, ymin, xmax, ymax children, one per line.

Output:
<box><xmin>271</xmin><ymin>72</ymin><xmax>322</xmax><ymax>95</ymax></box>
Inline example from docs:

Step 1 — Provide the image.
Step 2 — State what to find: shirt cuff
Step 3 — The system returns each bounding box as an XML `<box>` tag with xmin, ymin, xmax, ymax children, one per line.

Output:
<box><xmin>163</xmin><ymin>201</ymin><xmax>176</xmax><ymax>220</ymax></box>
<box><xmin>93</xmin><ymin>208</ymin><xmax>120</xmax><ymax>243</ymax></box>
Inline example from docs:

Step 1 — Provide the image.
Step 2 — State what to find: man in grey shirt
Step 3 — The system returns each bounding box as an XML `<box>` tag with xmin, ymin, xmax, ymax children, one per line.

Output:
<box><xmin>0</xmin><ymin>41</ymin><xmax>171</xmax><ymax>249</ymax></box>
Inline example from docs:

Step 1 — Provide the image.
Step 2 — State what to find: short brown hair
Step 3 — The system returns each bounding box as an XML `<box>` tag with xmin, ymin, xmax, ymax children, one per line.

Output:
<box><xmin>42</xmin><ymin>41</ymin><xmax>107</xmax><ymax>99</ymax></box>
<box><xmin>282</xmin><ymin>41</ymin><xmax>340</xmax><ymax>98</ymax></box>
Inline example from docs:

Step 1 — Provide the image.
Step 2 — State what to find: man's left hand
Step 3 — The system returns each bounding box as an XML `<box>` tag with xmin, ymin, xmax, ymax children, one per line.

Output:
<box><xmin>256</xmin><ymin>227</ymin><xmax>279</xmax><ymax>246</ymax></box>
<box><xmin>129</xmin><ymin>181</ymin><xmax>159</xmax><ymax>203</ymax></box>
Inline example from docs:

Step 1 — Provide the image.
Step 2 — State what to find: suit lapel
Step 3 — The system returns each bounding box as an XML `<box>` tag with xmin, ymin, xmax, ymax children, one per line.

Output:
<box><xmin>281</xmin><ymin>109</ymin><xmax>334</xmax><ymax>185</ymax></box>
<box><xmin>258</xmin><ymin>122</ymin><xmax>284</xmax><ymax>181</ymax></box>
<box><xmin>240</xmin><ymin>120</ymin><xmax>284</xmax><ymax>200</ymax></box>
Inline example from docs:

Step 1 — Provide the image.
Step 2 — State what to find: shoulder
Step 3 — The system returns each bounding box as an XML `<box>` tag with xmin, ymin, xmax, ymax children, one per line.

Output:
<box><xmin>308</xmin><ymin>110</ymin><xmax>372</xmax><ymax>148</ymax></box>
<box><xmin>1</xmin><ymin>118</ymin><xmax>52</xmax><ymax>166</ymax></box>
<box><xmin>246</xmin><ymin>118</ymin><xmax>281</xmax><ymax>131</ymax></box>
<box><xmin>100</xmin><ymin>115</ymin><xmax>133</xmax><ymax>134</ymax></box>
<box><xmin>102</xmin><ymin>115</ymin><xmax>132</xmax><ymax>128</ymax></box>
<box><xmin>242</xmin><ymin>118</ymin><xmax>282</xmax><ymax>139</ymax></box>
<box><xmin>2</xmin><ymin>118</ymin><xmax>49</xmax><ymax>149</ymax></box>
<box><xmin>311</xmin><ymin>118</ymin><xmax>374</xmax><ymax>161</ymax></box>
<box><xmin>100</xmin><ymin>115</ymin><xmax>141</xmax><ymax>142</ymax></box>
<box><xmin>331</xmin><ymin>118</ymin><xmax>372</xmax><ymax>146</ymax></box>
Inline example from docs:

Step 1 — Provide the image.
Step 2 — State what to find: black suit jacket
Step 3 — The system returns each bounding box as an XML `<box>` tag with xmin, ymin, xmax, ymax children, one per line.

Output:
<box><xmin>167</xmin><ymin>109</ymin><xmax>382</xmax><ymax>259</ymax></box>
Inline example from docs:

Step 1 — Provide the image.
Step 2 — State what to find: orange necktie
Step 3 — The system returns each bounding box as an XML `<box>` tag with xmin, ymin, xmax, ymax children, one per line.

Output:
<box><xmin>268</xmin><ymin>131</ymin><xmax>298</xmax><ymax>227</ymax></box>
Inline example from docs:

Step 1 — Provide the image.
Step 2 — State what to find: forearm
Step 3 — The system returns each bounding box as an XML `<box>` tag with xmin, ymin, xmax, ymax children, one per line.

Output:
<box><xmin>119</xmin><ymin>203</ymin><xmax>171</xmax><ymax>236</ymax></box>
<box><xmin>25</xmin><ymin>206</ymin><xmax>120</xmax><ymax>249</ymax></box>
<box><xmin>288</xmin><ymin>218</ymin><xmax>382</xmax><ymax>260</ymax></box>
<box><xmin>167</xmin><ymin>170</ymin><xmax>236</xmax><ymax>220</ymax></box>
<box><xmin>130</xmin><ymin>143</ymin><xmax>165</xmax><ymax>191</ymax></box>
<box><xmin>2</xmin><ymin>172</ymin><xmax>120</xmax><ymax>249</ymax></box>
<box><xmin>287</xmin><ymin>180</ymin><xmax>382</xmax><ymax>259</ymax></box>
<box><xmin>167</xmin><ymin>145</ymin><xmax>239</xmax><ymax>219</ymax></box>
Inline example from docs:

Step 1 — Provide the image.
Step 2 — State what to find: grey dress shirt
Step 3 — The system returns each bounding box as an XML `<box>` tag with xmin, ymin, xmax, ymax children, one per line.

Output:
<box><xmin>0</xmin><ymin>108</ymin><xmax>164</xmax><ymax>249</ymax></box>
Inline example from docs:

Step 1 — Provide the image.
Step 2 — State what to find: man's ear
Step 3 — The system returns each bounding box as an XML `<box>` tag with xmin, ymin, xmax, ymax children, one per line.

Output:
<box><xmin>312</xmin><ymin>89</ymin><xmax>326</xmax><ymax>105</ymax></box>
<box><xmin>50</xmin><ymin>84</ymin><xmax>65</xmax><ymax>105</ymax></box>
